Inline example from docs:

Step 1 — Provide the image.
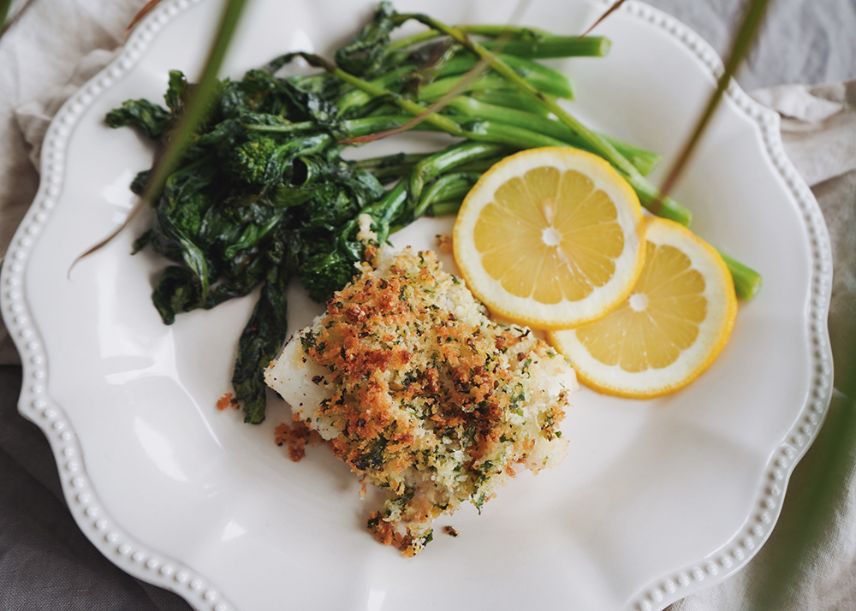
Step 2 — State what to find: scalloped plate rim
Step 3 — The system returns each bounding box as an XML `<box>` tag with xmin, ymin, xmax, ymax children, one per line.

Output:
<box><xmin>0</xmin><ymin>0</ymin><xmax>835</xmax><ymax>609</ymax></box>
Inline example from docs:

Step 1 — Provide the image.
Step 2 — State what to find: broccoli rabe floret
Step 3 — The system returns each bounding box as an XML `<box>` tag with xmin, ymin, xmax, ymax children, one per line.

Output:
<box><xmin>228</xmin><ymin>138</ymin><xmax>280</xmax><ymax>186</ymax></box>
<box><xmin>225</xmin><ymin>134</ymin><xmax>331</xmax><ymax>188</ymax></box>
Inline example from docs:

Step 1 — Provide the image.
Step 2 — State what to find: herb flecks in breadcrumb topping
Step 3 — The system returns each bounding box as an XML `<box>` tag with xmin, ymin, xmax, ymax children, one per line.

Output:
<box><xmin>265</xmin><ymin>248</ymin><xmax>576</xmax><ymax>556</ymax></box>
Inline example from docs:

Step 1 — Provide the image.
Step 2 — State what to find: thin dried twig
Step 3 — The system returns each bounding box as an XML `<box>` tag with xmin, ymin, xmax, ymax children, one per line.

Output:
<box><xmin>580</xmin><ymin>0</ymin><xmax>627</xmax><ymax>37</ymax></box>
<box><xmin>0</xmin><ymin>0</ymin><xmax>12</xmax><ymax>31</ymax></box>
<box><xmin>69</xmin><ymin>0</ymin><xmax>249</xmax><ymax>278</ymax></box>
<box><xmin>126</xmin><ymin>0</ymin><xmax>162</xmax><ymax>34</ymax></box>
<box><xmin>339</xmin><ymin>62</ymin><xmax>491</xmax><ymax>145</ymax></box>
<box><xmin>341</xmin><ymin>0</ymin><xmax>532</xmax><ymax>145</ymax></box>
<box><xmin>0</xmin><ymin>0</ymin><xmax>36</xmax><ymax>39</ymax></box>
<box><xmin>658</xmin><ymin>0</ymin><xmax>772</xmax><ymax>200</ymax></box>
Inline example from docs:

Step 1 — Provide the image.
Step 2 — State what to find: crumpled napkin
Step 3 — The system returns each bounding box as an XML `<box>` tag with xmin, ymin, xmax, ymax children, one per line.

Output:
<box><xmin>673</xmin><ymin>81</ymin><xmax>856</xmax><ymax>611</ymax></box>
<box><xmin>0</xmin><ymin>0</ymin><xmax>144</xmax><ymax>362</ymax></box>
<box><xmin>752</xmin><ymin>82</ymin><xmax>856</xmax><ymax>394</ymax></box>
<box><xmin>1</xmin><ymin>5</ymin><xmax>854</xmax><ymax>607</ymax></box>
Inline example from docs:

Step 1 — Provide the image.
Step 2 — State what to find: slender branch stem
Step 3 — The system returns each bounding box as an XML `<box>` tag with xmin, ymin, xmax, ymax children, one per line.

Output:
<box><xmin>387</xmin><ymin>25</ymin><xmax>608</xmax><ymax>58</ymax></box>
<box><xmin>437</xmin><ymin>53</ymin><xmax>574</xmax><ymax>98</ymax></box>
<box><xmin>394</xmin><ymin>13</ymin><xmax>638</xmax><ymax>175</ymax></box>
<box><xmin>70</xmin><ymin>0</ymin><xmax>249</xmax><ymax>277</ymax></box>
<box><xmin>446</xmin><ymin>97</ymin><xmax>660</xmax><ymax>175</ymax></box>
<box><xmin>658</xmin><ymin>0</ymin><xmax>772</xmax><ymax>199</ymax></box>
<box><xmin>0</xmin><ymin>0</ymin><xmax>12</xmax><ymax>31</ymax></box>
<box><xmin>324</xmin><ymin>59</ymin><xmax>467</xmax><ymax>136</ymax></box>
<box><xmin>386</xmin><ymin>24</ymin><xmax>551</xmax><ymax>52</ymax></box>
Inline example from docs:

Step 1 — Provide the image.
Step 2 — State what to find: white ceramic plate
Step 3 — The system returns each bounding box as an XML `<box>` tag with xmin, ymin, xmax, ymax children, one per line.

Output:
<box><xmin>0</xmin><ymin>1</ymin><xmax>834</xmax><ymax>610</ymax></box>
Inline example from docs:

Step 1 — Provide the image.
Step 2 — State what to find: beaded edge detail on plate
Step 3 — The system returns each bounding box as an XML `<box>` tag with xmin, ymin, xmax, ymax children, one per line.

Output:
<box><xmin>0</xmin><ymin>1</ymin><xmax>231</xmax><ymax>610</ymax></box>
<box><xmin>615</xmin><ymin>2</ymin><xmax>834</xmax><ymax>610</ymax></box>
<box><xmin>0</xmin><ymin>1</ymin><xmax>834</xmax><ymax>611</ymax></box>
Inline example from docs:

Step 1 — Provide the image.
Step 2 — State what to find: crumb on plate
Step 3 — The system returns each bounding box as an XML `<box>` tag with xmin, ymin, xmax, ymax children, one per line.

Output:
<box><xmin>216</xmin><ymin>392</ymin><xmax>237</xmax><ymax>411</ymax></box>
<box><xmin>435</xmin><ymin>233</ymin><xmax>453</xmax><ymax>254</ymax></box>
<box><xmin>274</xmin><ymin>419</ymin><xmax>315</xmax><ymax>462</ymax></box>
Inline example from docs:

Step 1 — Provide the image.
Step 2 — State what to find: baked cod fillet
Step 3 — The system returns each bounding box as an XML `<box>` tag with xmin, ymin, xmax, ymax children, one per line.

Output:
<box><xmin>265</xmin><ymin>248</ymin><xmax>577</xmax><ymax>556</ymax></box>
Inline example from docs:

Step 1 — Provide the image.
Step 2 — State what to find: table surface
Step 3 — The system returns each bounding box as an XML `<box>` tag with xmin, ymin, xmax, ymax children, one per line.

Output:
<box><xmin>0</xmin><ymin>1</ymin><xmax>854</xmax><ymax>610</ymax></box>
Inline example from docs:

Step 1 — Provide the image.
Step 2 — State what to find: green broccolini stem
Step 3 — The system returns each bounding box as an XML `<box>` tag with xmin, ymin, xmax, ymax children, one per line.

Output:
<box><xmin>436</xmin><ymin>53</ymin><xmax>574</xmax><ymax>99</ymax></box>
<box><xmin>386</xmin><ymin>25</ymin><xmax>548</xmax><ymax>52</ymax></box>
<box><xmin>394</xmin><ymin>14</ymin><xmax>639</xmax><ymax>175</ymax></box>
<box><xmin>409</xmin><ymin>142</ymin><xmax>506</xmax><ymax>206</ymax></box>
<box><xmin>275</xmin><ymin>51</ymin><xmax>468</xmax><ymax>137</ymax></box>
<box><xmin>415</xmin><ymin>172</ymin><xmax>480</xmax><ymax>217</ymax></box>
<box><xmin>388</xmin><ymin>16</ymin><xmax>759</xmax><ymax>299</ymax></box>
<box><xmin>296</xmin><ymin>59</ymin><xmax>572</xmax><ymax>148</ymax></box>
<box><xmin>446</xmin><ymin>97</ymin><xmax>660</xmax><ymax>175</ymax></box>
<box><xmin>719</xmin><ymin>251</ymin><xmax>762</xmax><ymax>300</ymax></box>
<box><xmin>265</xmin><ymin>54</ymin><xmax>758</xmax><ymax>298</ymax></box>
<box><xmin>246</xmin><ymin>114</ymin><xmax>556</xmax><ymax>149</ymax></box>
<box><xmin>601</xmin><ymin>136</ymin><xmax>662</xmax><ymax>177</ymax></box>
<box><xmin>247</xmin><ymin>115</ymin><xmax>436</xmax><ymax>139</ymax></box>
<box><xmin>629</xmin><ymin>179</ymin><xmax>693</xmax><ymax>226</ymax></box>
<box><xmin>336</xmin><ymin>65</ymin><xmax>414</xmax><ymax>116</ymax></box>
<box><xmin>390</xmin><ymin>13</ymin><xmax>697</xmax><ymax>228</ymax></box>
<box><xmin>452</xmin><ymin>157</ymin><xmax>505</xmax><ymax>174</ymax></box>
<box><xmin>426</xmin><ymin>200</ymin><xmax>462</xmax><ymax>216</ymax></box>
<box><xmin>481</xmin><ymin>36</ymin><xmax>611</xmax><ymax>58</ymax></box>
<box><xmin>341</xmin><ymin>115</ymin><xmax>441</xmax><ymax>137</ymax></box>
<box><xmin>470</xmin><ymin>89</ymin><xmax>553</xmax><ymax>116</ymax></box>
<box><xmin>359</xmin><ymin>181</ymin><xmax>409</xmax><ymax>246</ymax></box>
<box><xmin>376</xmin><ymin>143</ymin><xmax>506</xmax><ymax>235</ymax></box>
<box><xmin>461</xmin><ymin>120</ymin><xmax>567</xmax><ymax>148</ymax></box>
<box><xmin>243</xmin><ymin>119</ymin><xmax>315</xmax><ymax>135</ymax></box>
<box><xmin>386</xmin><ymin>29</ymin><xmax>441</xmax><ymax>52</ymax></box>
<box><xmin>418</xmin><ymin>74</ymin><xmax>539</xmax><ymax>102</ymax></box>
<box><xmin>353</xmin><ymin>152</ymin><xmax>432</xmax><ymax>180</ymax></box>
<box><xmin>355</xmin><ymin>151</ymin><xmax>432</xmax><ymax>168</ymax></box>
<box><xmin>449</xmin><ymin>24</ymin><xmax>549</xmax><ymax>37</ymax></box>
<box><xmin>325</xmin><ymin>63</ymin><xmax>467</xmax><ymax>137</ymax></box>
<box><xmin>386</xmin><ymin>25</ymin><xmax>607</xmax><ymax>57</ymax></box>
<box><xmin>337</xmin><ymin>60</ymin><xmax>571</xmax><ymax>119</ymax></box>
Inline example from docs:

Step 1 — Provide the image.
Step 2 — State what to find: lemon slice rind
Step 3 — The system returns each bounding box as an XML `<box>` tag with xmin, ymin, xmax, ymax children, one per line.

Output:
<box><xmin>453</xmin><ymin>147</ymin><xmax>646</xmax><ymax>329</ymax></box>
<box><xmin>549</xmin><ymin>218</ymin><xmax>737</xmax><ymax>398</ymax></box>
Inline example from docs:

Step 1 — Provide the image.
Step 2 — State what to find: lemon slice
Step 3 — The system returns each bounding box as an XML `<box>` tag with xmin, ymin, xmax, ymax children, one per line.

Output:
<box><xmin>453</xmin><ymin>147</ymin><xmax>645</xmax><ymax>328</ymax></box>
<box><xmin>549</xmin><ymin>218</ymin><xmax>737</xmax><ymax>397</ymax></box>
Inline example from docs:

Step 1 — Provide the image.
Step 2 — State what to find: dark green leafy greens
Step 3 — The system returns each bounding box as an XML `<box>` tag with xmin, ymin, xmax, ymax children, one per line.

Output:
<box><xmin>334</xmin><ymin>1</ymin><xmax>398</xmax><ymax>77</ymax></box>
<box><xmin>106</xmin><ymin>99</ymin><xmax>170</xmax><ymax>139</ymax></box>
<box><xmin>112</xmin><ymin>66</ymin><xmax>391</xmax><ymax>422</ymax></box>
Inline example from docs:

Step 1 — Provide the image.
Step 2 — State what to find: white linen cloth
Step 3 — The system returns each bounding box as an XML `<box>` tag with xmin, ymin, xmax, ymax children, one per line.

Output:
<box><xmin>0</xmin><ymin>1</ymin><xmax>853</xmax><ymax>609</ymax></box>
<box><xmin>673</xmin><ymin>80</ymin><xmax>856</xmax><ymax>611</ymax></box>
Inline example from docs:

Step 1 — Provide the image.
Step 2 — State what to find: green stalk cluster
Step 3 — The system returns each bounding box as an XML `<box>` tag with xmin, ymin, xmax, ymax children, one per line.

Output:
<box><xmin>107</xmin><ymin>1</ymin><xmax>761</xmax><ymax>423</ymax></box>
<box><xmin>320</xmin><ymin>7</ymin><xmax>760</xmax><ymax>299</ymax></box>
